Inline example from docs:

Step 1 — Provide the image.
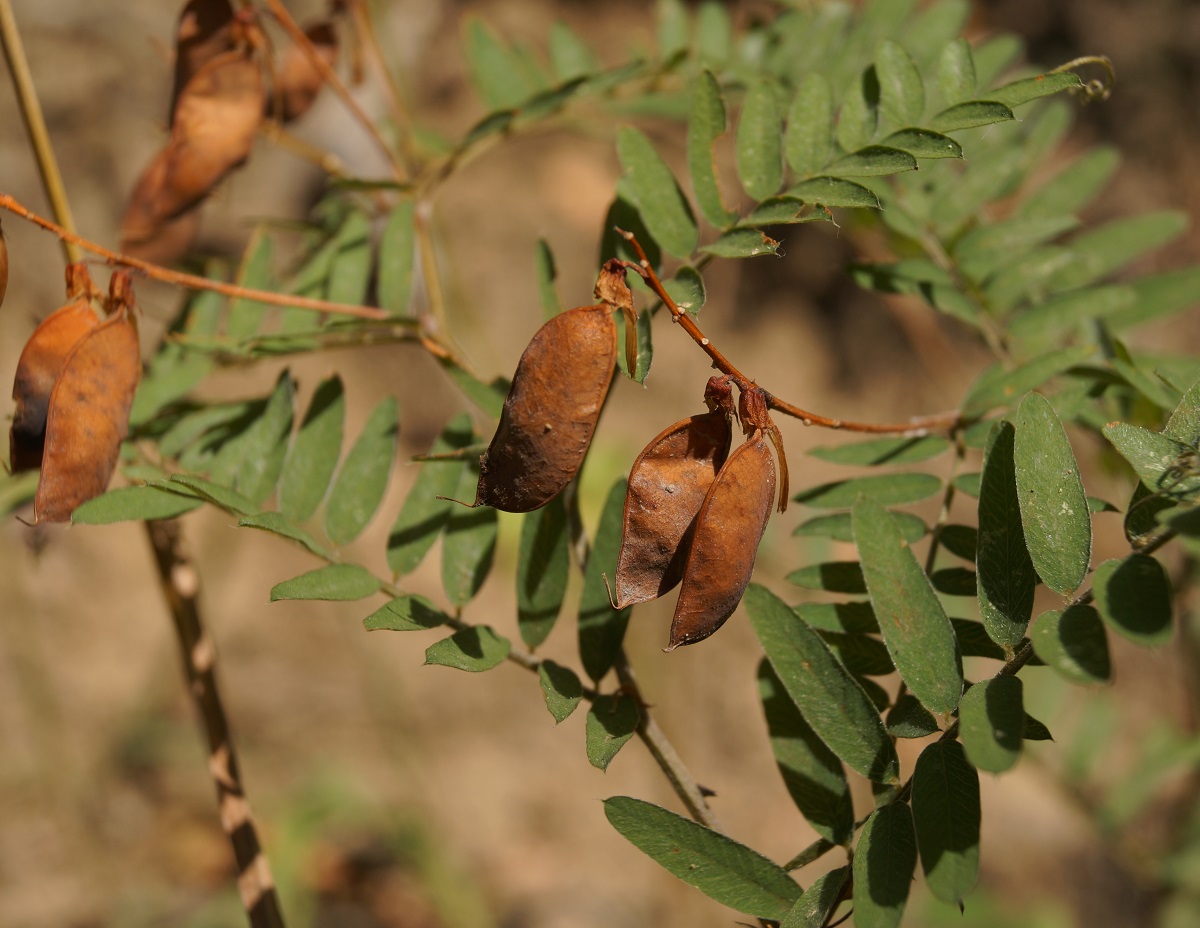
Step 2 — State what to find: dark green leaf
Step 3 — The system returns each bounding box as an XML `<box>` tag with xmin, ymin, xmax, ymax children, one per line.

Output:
<box><xmin>827</xmin><ymin>145</ymin><xmax>917</xmax><ymax>177</ymax></box>
<box><xmin>937</xmin><ymin>524</ymin><xmax>977</xmax><ymax>562</ymax></box>
<box><xmin>463</xmin><ymin>16</ymin><xmax>536</xmax><ymax>110</ymax></box>
<box><xmin>809</xmin><ymin>435</ymin><xmax>950</xmax><ymax>466</ymax></box>
<box><xmin>688</xmin><ymin>71</ymin><xmax>737</xmax><ymax>228</ymax></box>
<box><xmin>441</xmin><ymin>464</ymin><xmax>497</xmax><ymax>607</ymax></box>
<box><xmin>700</xmin><ymin>229</ymin><xmax>780</xmax><ymax>258</ymax></box>
<box><xmin>853</xmin><ymin>802</ymin><xmax>917</xmax><ymax>928</ymax></box>
<box><xmin>425</xmin><ymin>625</ymin><xmax>510</xmax><ymax>671</ymax></box>
<box><xmin>237</xmin><ymin>512</ymin><xmax>326</xmax><ymax>558</ymax></box>
<box><xmin>586</xmin><ymin>694</ymin><xmax>639</xmax><ymax>771</ymax></box>
<box><xmin>579</xmin><ymin>479</ymin><xmax>630</xmax><ymax>681</ymax></box>
<box><xmin>787</xmin><ymin>561</ymin><xmax>866</xmax><ymax>594</ymax></box>
<box><xmin>740</xmin><ymin>197</ymin><xmax>828</xmax><ymax>226</ymax></box>
<box><xmin>324</xmin><ymin>397</ymin><xmax>398</xmax><ymax>545</ymax></box>
<box><xmin>1014</xmin><ymin>393</ymin><xmax>1092</xmax><ymax>595</ymax></box>
<box><xmin>977</xmin><ymin>421</ymin><xmax>1036</xmax><ymax>648</ymax></box>
<box><xmin>912</xmin><ymin>741</ymin><xmax>981</xmax><ymax>903</ymax></box>
<box><xmin>876</xmin><ymin>40</ymin><xmax>924</xmax><ymax>125</ymax></box>
<box><xmin>854</xmin><ymin>497</ymin><xmax>962</xmax><ymax>714</ymax></box>
<box><xmin>71</xmin><ymin>485</ymin><xmax>202</xmax><ymax>524</ymax></box>
<box><xmin>962</xmin><ymin>345</ymin><xmax>1095</xmax><ymax>416</ymax></box>
<box><xmin>232</xmin><ymin>372</ymin><xmax>295</xmax><ymax>504</ymax></box>
<box><xmin>1032</xmin><ymin>605</ymin><xmax>1111</xmax><ymax>684</ymax></box>
<box><xmin>378</xmin><ymin>199</ymin><xmax>416</xmax><ymax>316</ymax></box>
<box><xmin>787</xmin><ymin>176</ymin><xmax>881</xmax><ymax>208</ymax></box>
<box><xmin>781</xmin><ymin>867</ymin><xmax>849</xmax><ymax>928</ymax></box>
<box><xmin>747</xmin><ymin>585</ymin><xmax>900</xmax><ymax>783</ymax></box>
<box><xmin>615</xmin><ymin>305</ymin><xmax>654</xmax><ymax>382</ymax></box>
<box><xmin>167</xmin><ymin>474</ymin><xmax>257</xmax><ymax>517</ymax></box>
<box><xmin>1024</xmin><ymin>714</ymin><xmax>1054</xmax><ymax>741</ymax></box>
<box><xmin>538</xmin><ymin>659</ymin><xmax>583</xmax><ymax>723</ymax></box>
<box><xmin>604</xmin><ymin>796</ymin><xmax>802</xmax><ymax>918</ymax></box>
<box><xmin>534</xmin><ymin>238</ymin><xmax>561</xmax><ymax>318</ymax></box>
<box><xmin>959</xmin><ymin>676</ymin><xmax>1024</xmax><ymax>773</ymax></box>
<box><xmin>759</xmin><ymin>661</ymin><xmax>854</xmax><ymax>845</ymax></box>
<box><xmin>794</xmin><ymin>472</ymin><xmax>941</xmax><ymax>508</ymax></box>
<box><xmin>279</xmin><ymin>375</ymin><xmax>344</xmax><ymax>522</ymax></box>
<box><xmin>617</xmin><ymin>126</ymin><xmax>698</xmax><ymax>259</ymax></box>
<box><xmin>786</xmin><ymin>72</ymin><xmax>833</xmax><ymax>177</ymax></box>
<box><xmin>792</xmin><ymin>510</ymin><xmax>926</xmax><ymax>544</ymax></box>
<box><xmin>362</xmin><ymin>594</ymin><xmax>449</xmax><ymax>631</ymax></box>
<box><xmin>664</xmin><ymin>265</ymin><xmax>706</xmax><ymax>314</ymax></box>
<box><xmin>931</xmin><ymin>567</ymin><xmax>977</xmax><ymax>596</ymax></box>
<box><xmin>795</xmin><ymin>601</ymin><xmax>879</xmax><ymax>634</ymax></box>
<box><xmin>886</xmin><ymin>693</ymin><xmax>939</xmax><ymax>739</ymax></box>
<box><xmin>820</xmin><ymin>631</ymin><xmax>895</xmax><ymax>676</ymax></box>
<box><xmin>1092</xmin><ymin>555</ymin><xmax>1173</xmax><ymax>647</ymax></box>
<box><xmin>270</xmin><ymin>564</ymin><xmax>382</xmax><ymax>602</ymax></box>
<box><xmin>937</xmin><ymin>38</ymin><xmax>975</xmax><ymax>105</ymax></box>
<box><xmin>517</xmin><ymin>497</ymin><xmax>570</xmax><ymax>648</ymax></box>
<box><xmin>737</xmin><ymin>79</ymin><xmax>784</xmax><ymax>200</ymax></box>
<box><xmin>928</xmin><ymin>100</ymin><xmax>1014</xmax><ymax>132</ymax></box>
<box><xmin>987</xmin><ymin>71</ymin><xmax>1081</xmax><ymax>107</ymax></box>
<box><xmin>226</xmin><ymin>231</ymin><xmax>274</xmax><ymax>342</ymax></box>
<box><xmin>880</xmin><ymin>128</ymin><xmax>961</xmax><ymax>159</ymax></box>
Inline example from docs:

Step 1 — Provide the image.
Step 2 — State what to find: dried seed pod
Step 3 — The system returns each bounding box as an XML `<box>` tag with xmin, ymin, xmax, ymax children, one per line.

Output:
<box><xmin>667</xmin><ymin>429</ymin><xmax>776</xmax><ymax>650</ymax></box>
<box><xmin>268</xmin><ymin>20</ymin><xmax>338</xmax><ymax>122</ymax></box>
<box><xmin>0</xmin><ymin>218</ymin><xmax>8</xmax><ymax>311</ymax></box>
<box><xmin>169</xmin><ymin>0</ymin><xmax>237</xmax><ymax>124</ymax></box>
<box><xmin>474</xmin><ymin>305</ymin><xmax>616</xmax><ymax>512</ymax></box>
<box><xmin>10</xmin><ymin>266</ymin><xmax>103</xmax><ymax>473</ymax></box>
<box><xmin>33</xmin><ymin>276</ymin><xmax>141</xmax><ymax>523</ymax></box>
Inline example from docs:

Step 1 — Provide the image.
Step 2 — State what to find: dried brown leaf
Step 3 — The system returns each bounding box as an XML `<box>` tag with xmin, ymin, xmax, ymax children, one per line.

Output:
<box><xmin>168</xmin><ymin>0</ymin><xmax>237</xmax><ymax>124</ymax></box>
<box><xmin>268</xmin><ymin>20</ymin><xmax>338</xmax><ymax>122</ymax></box>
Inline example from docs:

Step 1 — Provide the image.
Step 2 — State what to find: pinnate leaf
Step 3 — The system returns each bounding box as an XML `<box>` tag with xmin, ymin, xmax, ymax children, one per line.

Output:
<box><xmin>425</xmin><ymin>625</ymin><xmax>510</xmax><ymax>671</ymax></box>
<box><xmin>853</xmin><ymin>802</ymin><xmax>917</xmax><ymax>928</ymax></box>
<box><xmin>736</xmin><ymin>79</ymin><xmax>784</xmax><ymax>200</ymax></box>
<box><xmin>72</xmin><ymin>484</ymin><xmax>202</xmax><ymax>524</ymax></box>
<box><xmin>1032</xmin><ymin>606</ymin><xmax>1111</xmax><ymax>684</ymax></box>
<box><xmin>911</xmin><ymin>741</ymin><xmax>981</xmax><ymax>904</ymax></box>
<box><xmin>325</xmin><ymin>397</ymin><xmax>398</xmax><ymax>545</ymax></box>
<box><xmin>618</xmin><ymin>126</ymin><xmax>698</xmax><ymax>259</ymax></box>
<box><xmin>270</xmin><ymin>564</ymin><xmax>381</xmax><ymax>601</ymax></box>
<box><xmin>586</xmin><ymin>694</ymin><xmax>639</xmax><ymax>770</ymax></box>
<box><xmin>516</xmin><ymin>497</ymin><xmax>569</xmax><ymax>648</ymax></box>
<box><xmin>279</xmin><ymin>374</ymin><xmax>344</xmax><ymax>522</ymax></box>
<box><xmin>959</xmin><ymin>676</ymin><xmax>1025</xmax><ymax>773</ymax></box>
<box><xmin>538</xmin><ymin>660</ymin><xmax>583</xmax><ymax>723</ymax></box>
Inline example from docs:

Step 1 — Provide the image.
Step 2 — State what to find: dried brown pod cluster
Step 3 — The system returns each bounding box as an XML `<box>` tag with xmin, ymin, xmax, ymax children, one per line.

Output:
<box><xmin>10</xmin><ymin>266</ymin><xmax>141</xmax><ymax>523</ymax></box>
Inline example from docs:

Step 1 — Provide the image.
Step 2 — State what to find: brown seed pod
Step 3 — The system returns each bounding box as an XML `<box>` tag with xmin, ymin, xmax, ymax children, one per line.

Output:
<box><xmin>0</xmin><ymin>218</ymin><xmax>9</xmax><ymax>311</ymax></box>
<box><xmin>474</xmin><ymin>305</ymin><xmax>616</xmax><ymax>512</ymax></box>
<box><xmin>268</xmin><ymin>20</ymin><xmax>338</xmax><ymax>123</ymax></box>
<box><xmin>9</xmin><ymin>266</ymin><xmax>104</xmax><ymax>473</ymax></box>
<box><xmin>168</xmin><ymin>0</ymin><xmax>237</xmax><ymax>124</ymax></box>
<box><xmin>667</xmin><ymin>429</ymin><xmax>776</xmax><ymax>650</ymax></box>
<box><xmin>33</xmin><ymin>278</ymin><xmax>141</xmax><ymax>523</ymax></box>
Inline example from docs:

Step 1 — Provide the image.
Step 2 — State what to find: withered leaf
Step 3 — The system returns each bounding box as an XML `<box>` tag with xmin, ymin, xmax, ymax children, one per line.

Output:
<box><xmin>614</xmin><ymin>409</ymin><xmax>732</xmax><ymax>607</ymax></box>
<box><xmin>33</xmin><ymin>302</ymin><xmax>141</xmax><ymax>523</ymax></box>
<box><xmin>668</xmin><ymin>430</ymin><xmax>776</xmax><ymax>650</ymax></box>
<box><xmin>169</xmin><ymin>0</ymin><xmax>237</xmax><ymax>124</ymax></box>
<box><xmin>475</xmin><ymin>305</ymin><xmax>616</xmax><ymax>512</ymax></box>
<box><xmin>269</xmin><ymin>20</ymin><xmax>338</xmax><ymax>123</ymax></box>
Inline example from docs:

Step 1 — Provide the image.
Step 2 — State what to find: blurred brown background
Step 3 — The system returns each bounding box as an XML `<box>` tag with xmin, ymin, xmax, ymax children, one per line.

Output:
<box><xmin>1</xmin><ymin>1</ymin><xmax>1199</xmax><ymax>926</ymax></box>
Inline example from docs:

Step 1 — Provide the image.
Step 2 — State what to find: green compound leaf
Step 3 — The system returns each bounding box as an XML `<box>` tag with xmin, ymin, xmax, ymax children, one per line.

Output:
<box><xmin>937</xmin><ymin>38</ymin><xmax>976</xmax><ymax>105</ymax></box>
<box><xmin>279</xmin><ymin>375</ymin><xmax>345</xmax><ymax>523</ymax></box>
<box><xmin>912</xmin><ymin>741</ymin><xmax>981</xmax><ymax>904</ymax></box>
<box><xmin>977</xmin><ymin>421</ymin><xmax>1036</xmax><ymax>648</ymax></box>
<box><xmin>786</xmin><ymin>72</ymin><xmax>833</xmax><ymax>177</ymax></box>
<box><xmin>604</xmin><ymin>796</ymin><xmax>802</xmax><ymax>919</ymax></box>
<box><xmin>441</xmin><ymin>464</ymin><xmax>498</xmax><ymax>607</ymax></box>
<box><xmin>1032</xmin><ymin>605</ymin><xmax>1111</xmax><ymax>684</ymax></box>
<box><xmin>787</xmin><ymin>176</ymin><xmax>881</xmax><ymax>209</ymax></box>
<box><xmin>688</xmin><ymin>71</ymin><xmax>737</xmax><ymax>227</ymax></box>
<box><xmin>928</xmin><ymin>100</ymin><xmax>1014</xmax><ymax>132</ymax></box>
<box><xmin>794</xmin><ymin>472</ymin><xmax>942</xmax><ymax>509</ymax></box>
<box><xmin>880</xmin><ymin>128</ymin><xmax>961</xmax><ymax>159</ymax></box>
<box><xmin>424</xmin><ymin>625</ymin><xmax>510</xmax><ymax>672</ymax></box>
<box><xmin>72</xmin><ymin>485</ymin><xmax>202</xmax><ymax>524</ymax></box>
<box><xmin>237</xmin><ymin>512</ymin><xmax>326</xmax><ymax>558</ymax></box>
<box><xmin>1092</xmin><ymin>555</ymin><xmax>1174</xmax><ymax>647</ymax></box>
<box><xmin>781</xmin><ymin>866</ymin><xmax>849</xmax><ymax>928</ymax></box>
<box><xmin>617</xmin><ymin>126</ymin><xmax>698</xmax><ymax>259</ymax></box>
<box><xmin>876</xmin><ymin>40</ymin><xmax>924</xmax><ymax>126</ymax></box>
<box><xmin>746</xmin><ymin>584</ymin><xmax>900</xmax><ymax>784</ymax></box>
<box><xmin>325</xmin><ymin>397</ymin><xmax>399</xmax><ymax>545</ymax></box>
<box><xmin>1014</xmin><ymin>393</ymin><xmax>1092</xmax><ymax>595</ymax></box>
<box><xmin>578</xmin><ymin>479</ymin><xmax>630</xmax><ymax>682</ymax></box>
<box><xmin>387</xmin><ymin>414</ymin><xmax>475</xmax><ymax>577</ymax></box>
<box><xmin>987</xmin><ymin>71</ymin><xmax>1082</xmax><ymax>107</ymax></box>
<box><xmin>538</xmin><ymin>659</ymin><xmax>583</xmax><ymax>724</ymax></box>
<box><xmin>362</xmin><ymin>594</ymin><xmax>449</xmax><ymax>631</ymax></box>
<box><xmin>853</xmin><ymin>497</ymin><xmax>962</xmax><ymax>715</ymax></box>
<box><xmin>270</xmin><ymin>564</ymin><xmax>382</xmax><ymax>602</ymax></box>
<box><xmin>736</xmin><ymin>78</ymin><xmax>784</xmax><ymax>200</ymax></box>
<box><xmin>810</xmin><ymin>435</ymin><xmax>950</xmax><ymax>466</ymax></box>
<box><xmin>586</xmin><ymin>694</ymin><xmax>639</xmax><ymax>771</ymax></box>
<box><xmin>378</xmin><ymin>199</ymin><xmax>416</xmax><ymax>316</ymax></box>
<box><xmin>853</xmin><ymin>802</ymin><xmax>917</xmax><ymax>928</ymax></box>
<box><xmin>827</xmin><ymin>145</ymin><xmax>917</xmax><ymax>177</ymax></box>
<box><xmin>516</xmin><ymin>497</ymin><xmax>570</xmax><ymax>649</ymax></box>
<box><xmin>233</xmin><ymin>371</ymin><xmax>295</xmax><ymax>505</ymax></box>
<box><xmin>959</xmin><ymin>676</ymin><xmax>1025</xmax><ymax>773</ymax></box>
<box><xmin>700</xmin><ymin>229</ymin><xmax>780</xmax><ymax>259</ymax></box>
<box><xmin>759</xmin><ymin>660</ymin><xmax>854</xmax><ymax>846</ymax></box>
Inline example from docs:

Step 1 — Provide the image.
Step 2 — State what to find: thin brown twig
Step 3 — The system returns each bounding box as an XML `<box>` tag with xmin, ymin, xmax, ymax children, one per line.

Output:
<box><xmin>616</xmin><ymin>230</ymin><xmax>963</xmax><ymax>436</ymax></box>
<box><xmin>0</xmin><ymin>193</ymin><xmax>388</xmax><ymax>320</ymax></box>
<box><xmin>145</xmin><ymin>520</ymin><xmax>285</xmax><ymax>928</ymax></box>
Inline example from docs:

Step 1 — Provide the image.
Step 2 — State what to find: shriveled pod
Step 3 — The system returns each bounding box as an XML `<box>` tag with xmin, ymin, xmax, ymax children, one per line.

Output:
<box><xmin>168</xmin><ymin>0</ymin><xmax>237</xmax><ymax>123</ymax></box>
<box><xmin>268</xmin><ymin>20</ymin><xmax>338</xmax><ymax>122</ymax></box>
<box><xmin>667</xmin><ymin>429</ymin><xmax>776</xmax><ymax>650</ymax></box>
<box><xmin>33</xmin><ymin>274</ymin><xmax>142</xmax><ymax>523</ymax></box>
<box><xmin>9</xmin><ymin>265</ymin><xmax>103</xmax><ymax>473</ymax></box>
<box><xmin>613</xmin><ymin>377</ymin><xmax>735</xmax><ymax>607</ymax></box>
<box><xmin>474</xmin><ymin>305</ymin><xmax>616</xmax><ymax>512</ymax></box>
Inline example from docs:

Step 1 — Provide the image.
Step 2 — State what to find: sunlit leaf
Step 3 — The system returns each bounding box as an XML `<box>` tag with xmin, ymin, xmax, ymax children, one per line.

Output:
<box><xmin>937</xmin><ymin>38</ymin><xmax>975</xmax><ymax>105</ymax></box>
<box><xmin>1092</xmin><ymin>555</ymin><xmax>1174</xmax><ymax>647</ymax></box>
<box><xmin>270</xmin><ymin>564</ymin><xmax>381</xmax><ymax>601</ymax></box>
<box><xmin>928</xmin><ymin>100</ymin><xmax>1013</xmax><ymax>132</ymax></box>
<box><xmin>441</xmin><ymin>463</ymin><xmax>497</xmax><ymax>607</ymax></box>
<box><xmin>618</xmin><ymin>126</ymin><xmax>698</xmax><ymax>259</ymax></box>
<box><xmin>737</xmin><ymin>78</ymin><xmax>784</xmax><ymax>200</ymax></box>
<box><xmin>794</xmin><ymin>472</ymin><xmax>941</xmax><ymax>508</ymax></box>
<box><xmin>538</xmin><ymin>659</ymin><xmax>583</xmax><ymax>723</ymax></box>
<box><xmin>517</xmin><ymin>497</ymin><xmax>570</xmax><ymax>648</ymax></box>
<box><xmin>72</xmin><ymin>484</ymin><xmax>202</xmax><ymax>524</ymax></box>
<box><xmin>781</xmin><ymin>867</ymin><xmax>849</xmax><ymax>928</ymax></box>
<box><xmin>279</xmin><ymin>375</ymin><xmax>344</xmax><ymax>522</ymax></box>
<box><xmin>959</xmin><ymin>676</ymin><xmax>1024</xmax><ymax>773</ymax></box>
<box><xmin>1031</xmin><ymin>606</ymin><xmax>1111</xmax><ymax>684</ymax></box>
<box><xmin>700</xmin><ymin>229</ymin><xmax>780</xmax><ymax>258</ymax></box>
<box><xmin>425</xmin><ymin>625</ymin><xmax>510</xmax><ymax>671</ymax></box>
<box><xmin>325</xmin><ymin>397</ymin><xmax>398</xmax><ymax>545</ymax></box>
<box><xmin>787</xmin><ymin>176</ymin><xmax>881</xmax><ymax>208</ymax></box>
<box><xmin>579</xmin><ymin>479</ymin><xmax>630</xmax><ymax>681</ymax></box>
<box><xmin>827</xmin><ymin>145</ymin><xmax>917</xmax><ymax>177</ymax></box>
<box><xmin>586</xmin><ymin>694</ymin><xmax>639</xmax><ymax>770</ymax></box>
<box><xmin>786</xmin><ymin>72</ymin><xmax>833</xmax><ymax>177</ymax></box>
<box><xmin>876</xmin><ymin>40</ymin><xmax>924</xmax><ymax>125</ymax></box>
<box><xmin>362</xmin><ymin>594</ymin><xmax>448</xmax><ymax>632</ymax></box>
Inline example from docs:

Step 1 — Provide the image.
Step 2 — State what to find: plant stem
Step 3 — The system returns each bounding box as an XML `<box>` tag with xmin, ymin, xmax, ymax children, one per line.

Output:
<box><xmin>616</xmin><ymin>230</ymin><xmax>963</xmax><ymax>436</ymax></box>
<box><xmin>145</xmin><ymin>520</ymin><xmax>285</xmax><ymax>928</ymax></box>
<box><xmin>0</xmin><ymin>0</ymin><xmax>79</xmax><ymax>263</ymax></box>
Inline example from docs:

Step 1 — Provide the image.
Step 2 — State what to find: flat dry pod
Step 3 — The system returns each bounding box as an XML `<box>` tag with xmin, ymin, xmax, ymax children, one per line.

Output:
<box><xmin>667</xmin><ymin>430</ymin><xmax>776</xmax><ymax>650</ymax></box>
<box><xmin>613</xmin><ymin>409</ymin><xmax>732</xmax><ymax>608</ymax></box>
<box><xmin>33</xmin><ymin>300</ymin><xmax>141</xmax><ymax>523</ymax></box>
<box><xmin>168</xmin><ymin>0</ymin><xmax>237</xmax><ymax>123</ymax></box>
<box><xmin>474</xmin><ymin>305</ymin><xmax>616</xmax><ymax>512</ymax></box>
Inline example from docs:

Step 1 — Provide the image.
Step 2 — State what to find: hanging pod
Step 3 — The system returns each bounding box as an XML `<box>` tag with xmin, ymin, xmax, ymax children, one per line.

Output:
<box><xmin>667</xmin><ymin>428</ymin><xmax>777</xmax><ymax>650</ymax></box>
<box><xmin>473</xmin><ymin>304</ymin><xmax>617</xmax><ymax>512</ymax></box>
<box><xmin>613</xmin><ymin>377</ymin><xmax>735</xmax><ymax>608</ymax></box>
